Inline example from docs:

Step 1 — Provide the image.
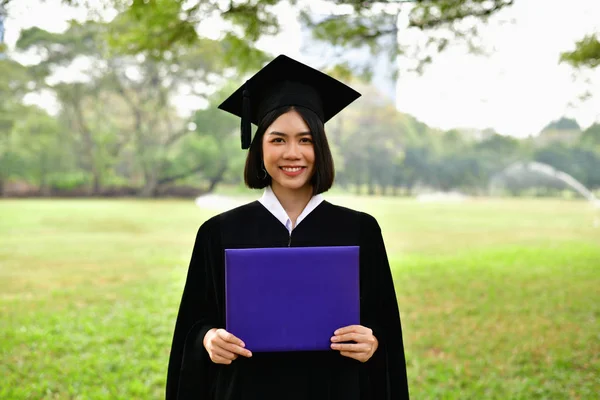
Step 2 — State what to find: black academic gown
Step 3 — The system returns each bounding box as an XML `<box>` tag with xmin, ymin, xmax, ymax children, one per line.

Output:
<box><xmin>166</xmin><ymin>201</ymin><xmax>410</xmax><ymax>400</ymax></box>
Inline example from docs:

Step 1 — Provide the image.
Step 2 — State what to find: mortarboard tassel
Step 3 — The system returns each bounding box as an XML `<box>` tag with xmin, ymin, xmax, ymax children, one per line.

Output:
<box><xmin>241</xmin><ymin>86</ymin><xmax>251</xmax><ymax>149</ymax></box>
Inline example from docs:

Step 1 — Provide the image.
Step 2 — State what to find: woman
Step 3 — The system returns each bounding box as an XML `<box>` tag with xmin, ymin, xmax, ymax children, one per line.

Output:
<box><xmin>166</xmin><ymin>55</ymin><xmax>410</xmax><ymax>400</ymax></box>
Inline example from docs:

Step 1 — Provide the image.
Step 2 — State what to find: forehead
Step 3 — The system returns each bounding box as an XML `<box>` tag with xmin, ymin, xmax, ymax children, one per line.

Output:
<box><xmin>267</xmin><ymin>110</ymin><xmax>310</xmax><ymax>134</ymax></box>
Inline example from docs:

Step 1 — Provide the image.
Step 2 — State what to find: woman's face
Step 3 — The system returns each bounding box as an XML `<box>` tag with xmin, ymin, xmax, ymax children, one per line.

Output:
<box><xmin>262</xmin><ymin>109</ymin><xmax>315</xmax><ymax>194</ymax></box>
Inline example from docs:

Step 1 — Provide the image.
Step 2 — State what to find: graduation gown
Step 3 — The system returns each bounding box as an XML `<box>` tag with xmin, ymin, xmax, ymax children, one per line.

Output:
<box><xmin>166</xmin><ymin>200</ymin><xmax>410</xmax><ymax>400</ymax></box>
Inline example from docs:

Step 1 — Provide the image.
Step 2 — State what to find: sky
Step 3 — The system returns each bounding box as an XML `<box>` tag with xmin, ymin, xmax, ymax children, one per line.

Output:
<box><xmin>393</xmin><ymin>0</ymin><xmax>600</xmax><ymax>137</ymax></box>
<box><xmin>4</xmin><ymin>0</ymin><xmax>600</xmax><ymax>138</ymax></box>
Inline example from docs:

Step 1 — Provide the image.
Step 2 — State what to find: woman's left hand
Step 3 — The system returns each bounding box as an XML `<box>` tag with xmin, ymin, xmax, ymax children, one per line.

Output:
<box><xmin>330</xmin><ymin>325</ymin><xmax>378</xmax><ymax>363</ymax></box>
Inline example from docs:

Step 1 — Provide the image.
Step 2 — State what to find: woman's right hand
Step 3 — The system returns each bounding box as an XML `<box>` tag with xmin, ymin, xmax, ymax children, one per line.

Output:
<box><xmin>203</xmin><ymin>328</ymin><xmax>252</xmax><ymax>364</ymax></box>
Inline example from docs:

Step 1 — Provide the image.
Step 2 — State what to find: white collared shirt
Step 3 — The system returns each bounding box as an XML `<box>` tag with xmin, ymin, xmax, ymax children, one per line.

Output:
<box><xmin>258</xmin><ymin>186</ymin><xmax>324</xmax><ymax>234</ymax></box>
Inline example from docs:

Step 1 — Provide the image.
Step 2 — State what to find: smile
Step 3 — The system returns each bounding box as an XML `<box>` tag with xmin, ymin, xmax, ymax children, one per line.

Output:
<box><xmin>280</xmin><ymin>167</ymin><xmax>304</xmax><ymax>172</ymax></box>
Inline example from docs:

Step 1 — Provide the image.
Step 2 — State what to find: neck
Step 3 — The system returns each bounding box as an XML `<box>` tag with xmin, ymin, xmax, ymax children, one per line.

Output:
<box><xmin>271</xmin><ymin>183</ymin><xmax>313</xmax><ymax>226</ymax></box>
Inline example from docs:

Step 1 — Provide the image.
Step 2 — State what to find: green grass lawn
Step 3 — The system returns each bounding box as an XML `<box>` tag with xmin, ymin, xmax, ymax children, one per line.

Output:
<box><xmin>1</xmin><ymin>196</ymin><xmax>599</xmax><ymax>399</ymax></box>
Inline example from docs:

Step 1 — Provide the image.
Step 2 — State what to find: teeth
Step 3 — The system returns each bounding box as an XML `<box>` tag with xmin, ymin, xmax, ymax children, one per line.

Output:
<box><xmin>282</xmin><ymin>167</ymin><xmax>302</xmax><ymax>172</ymax></box>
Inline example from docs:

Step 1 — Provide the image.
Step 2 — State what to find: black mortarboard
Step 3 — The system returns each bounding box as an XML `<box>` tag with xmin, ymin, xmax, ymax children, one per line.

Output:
<box><xmin>218</xmin><ymin>54</ymin><xmax>361</xmax><ymax>149</ymax></box>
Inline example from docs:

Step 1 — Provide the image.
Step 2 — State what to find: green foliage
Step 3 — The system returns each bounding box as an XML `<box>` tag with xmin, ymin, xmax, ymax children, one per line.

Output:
<box><xmin>0</xmin><ymin>59</ymin><xmax>31</xmax><ymax>138</ymax></box>
<box><xmin>0</xmin><ymin>58</ymin><xmax>30</xmax><ymax>98</ymax></box>
<box><xmin>533</xmin><ymin>142</ymin><xmax>600</xmax><ymax>190</ymax></box>
<box><xmin>324</xmin><ymin>84</ymin><xmax>597</xmax><ymax>197</ymax></box>
<box><xmin>6</xmin><ymin>0</ymin><xmax>596</xmax><ymax>82</ymax></box>
<box><xmin>407</xmin><ymin>0</ymin><xmax>515</xmax><ymax>28</ymax></box>
<box><xmin>304</xmin><ymin>10</ymin><xmax>397</xmax><ymax>52</ymax></box>
<box><xmin>4</xmin><ymin>5</ymin><xmax>600</xmax><ymax>198</ymax></box>
<box><xmin>560</xmin><ymin>34</ymin><xmax>600</xmax><ymax>69</ymax></box>
<box><xmin>1</xmin><ymin>197</ymin><xmax>598</xmax><ymax>398</ymax></box>
<box><xmin>303</xmin><ymin>0</ymin><xmax>515</xmax><ymax>73</ymax></box>
<box><xmin>221</xmin><ymin>0</ymin><xmax>281</xmax><ymax>41</ymax></box>
<box><xmin>13</xmin><ymin>19</ymin><xmax>237</xmax><ymax>196</ymax></box>
<box><xmin>10</xmin><ymin>109</ymin><xmax>65</xmax><ymax>187</ymax></box>
<box><xmin>157</xmin><ymin>84</ymin><xmax>244</xmax><ymax>190</ymax></box>
<box><xmin>48</xmin><ymin>171</ymin><xmax>91</xmax><ymax>190</ymax></box>
<box><xmin>0</xmin><ymin>58</ymin><xmax>42</xmax><ymax>192</ymax></box>
<box><xmin>106</xmin><ymin>0</ymin><xmax>275</xmax><ymax>71</ymax></box>
<box><xmin>108</xmin><ymin>0</ymin><xmax>200</xmax><ymax>58</ymax></box>
<box><xmin>580</xmin><ymin>123</ymin><xmax>600</xmax><ymax>151</ymax></box>
<box><xmin>6</xmin><ymin>0</ymin><xmax>517</xmax><ymax>76</ymax></box>
<box><xmin>542</xmin><ymin>117</ymin><xmax>582</xmax><ymax>132</ymax></box>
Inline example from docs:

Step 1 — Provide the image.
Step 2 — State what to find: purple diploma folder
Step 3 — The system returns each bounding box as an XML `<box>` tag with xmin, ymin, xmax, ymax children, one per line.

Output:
<box><xmin>224</xmin><ymin>246</ymin><xmax>359</xmax><ymax>352</ymax></box>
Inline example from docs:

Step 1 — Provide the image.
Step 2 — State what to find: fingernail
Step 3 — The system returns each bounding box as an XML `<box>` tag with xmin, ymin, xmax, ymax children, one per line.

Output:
<box><xmin>334</xmin><ymin>330</ymin><xmax>339</xmax><ymax>335</ymax></box>
<box><xmin>331</xmin><ymin>336</ymin><xmax>337</xmax><ymax>342</ymax></box>
<box><xmin>240</xmin><ymin>342</ymin><xmax>245</xmax><ymax>347</ymax></box>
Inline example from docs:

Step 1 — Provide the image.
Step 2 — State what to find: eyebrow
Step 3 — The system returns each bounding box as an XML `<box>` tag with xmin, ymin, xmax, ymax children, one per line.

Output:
<box><xmin>268</xmin><ymin>131</ymin><xmax>312</xmax><ymax>137</ymax></box>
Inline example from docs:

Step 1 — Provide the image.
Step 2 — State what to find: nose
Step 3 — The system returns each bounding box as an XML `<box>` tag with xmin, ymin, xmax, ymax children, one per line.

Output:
<box><xmin>283</xmin><ymin>141</ymin><xmax>301</xmax><ymax>159</ymax></box>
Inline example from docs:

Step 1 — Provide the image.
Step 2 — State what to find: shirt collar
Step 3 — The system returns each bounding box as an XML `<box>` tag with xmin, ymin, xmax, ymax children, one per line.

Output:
<box><xmin>258</xmin><ymin>186</ymin><xmax>324</xmax><ymax>234</ymax></box>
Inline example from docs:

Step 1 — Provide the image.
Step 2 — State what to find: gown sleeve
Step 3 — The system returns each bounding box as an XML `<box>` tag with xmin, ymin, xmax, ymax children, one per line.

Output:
<box><xmin>166</xmin><ymin>219</ymin><xmax>221</xmax><ymax>400</ymax></box>
<box><xmin>360</xmin><ymin>213</ymin><xmax>410</xmax><ymax>399</ymax></box>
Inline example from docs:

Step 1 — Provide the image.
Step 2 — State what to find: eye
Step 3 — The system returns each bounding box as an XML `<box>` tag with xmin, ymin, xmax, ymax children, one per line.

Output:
<box><xmin>271</xmin><ymin>137</ymin><xmax>284</xmax><ymax>143</ymax></box>
<box><xmin>300</xmin><ymin>137</ymin><xmax>313</xmax><ymax>144</ymax></box>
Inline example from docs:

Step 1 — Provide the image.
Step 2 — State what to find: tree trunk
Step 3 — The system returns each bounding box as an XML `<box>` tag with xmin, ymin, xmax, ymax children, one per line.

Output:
<box><xmin>139</xmin><ymin>169</ymin><xmax>159</xmax><ymax>197</ymax></box>
<box><xmin>39</xmin><ymin>156</ymin><xmax>51</xmax><ymax>196</ymax></box>
<box><xmin>40</xmin><ymin>175</ymin><xmax>50</xmax><ymax>197</ymax></box>
<box><xmin>367</xmin><ymin>181</ymin><xmax>375</xmax><ymax>196</ymax></box>
<box><xmin>206</xmin><ymin>170</ymin><xmax>226</xmax><ymax>193</ymax></box>
<box><xmin>139</xmin><ymin>180</ymin><xmax>158</xmax><ymax>197</ymax></box>
<box><xmin>92</xmin><ymin>168</ymin><xmax>101</xmax><ymax>195</ymax></box>
<box><xmin>71</xmin><ymin>95</ymin><xmax>101</xmax><ymax>195</ymax></box>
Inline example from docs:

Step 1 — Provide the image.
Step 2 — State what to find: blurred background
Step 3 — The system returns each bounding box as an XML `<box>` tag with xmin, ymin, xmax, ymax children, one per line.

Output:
<box><xmin>1</xmin><ymin>0</ymin><xmax>599</xmax><ymax>399</ymax></box>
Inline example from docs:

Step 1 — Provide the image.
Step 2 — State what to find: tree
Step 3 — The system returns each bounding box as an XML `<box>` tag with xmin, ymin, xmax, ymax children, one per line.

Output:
<box><xmin>0</xmin><ymin>3</ymin><xmax>6</xmax><ymax>54</ymax></box>
<box><xmin>327</xmin><ymin>84</ymin><xmax>417</xmax><ymax>195</ymax></box>
<box><xmin>580</xmin><ymin>123</ymin><xmax>600</xmax><ymax>151</ymax></box>
<box><xmin>534</xmin><ymin>143</ymin><xmax>585</xmax><ymax>186</ymax></box>
<box><xmin>16</xmin><ymin>20</ymin><xmax>228</xmax><ymax>196</ymax></box>
<box><xmin>560</xmin><ymin>34</ymin><xmax>600</xmax><ymax>69</ymax></box>
<box><xmin>559</xmin><ymin>34</ymin><xmax>599</xmax><ymax>106</ymax></box>
<box><xmin>541</xmin><ymin>117</ymin><xmax>582</xmax><ymax>132</ymax></box>
<box><xmin>303</xmin><ymin>0</ymin><xmax>515</xmax><ymax>73</ymax></box>
<box><xmin>159</xmin><ymin>87</ymin><xmax>243</xmax><ymax>194</ymax></box>
<box><xmin>4</xmin><ymin>0</ymin><xmax>516</xmax><ymax>75</ymax></box>
<box><xmin>0</xmin><ymin>58</ymin><xmax>32</xmax><ymax>195</ymax></box>
<box><xmin>10</xmin><ymin>107</ymin><xmax>70</xmax><ymax>195</ymax></box>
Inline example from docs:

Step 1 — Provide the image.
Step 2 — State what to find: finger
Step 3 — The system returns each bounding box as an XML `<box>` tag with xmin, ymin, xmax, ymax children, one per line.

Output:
<box><xmin>331</xmin><ymin>333</ymin><xmax>370</xmax><ymax>343</ymax></box>
<box><xmin>212</xmin><ymin>348</ymin><xmax>238</xmax><ymax>361</ymax></box>
<box><xmin>331</xmin><ymin>342</ymin><xmax>371</xmax><ymax>352</ymax></box>
<box><xmin>216</xmin><ymin>329</ymin><xmax>245</xmax><ymax>347</ymax></box>
<box><xmin>334</xmin><ymin>325</ymin><xmax>372</xmax><ymax>336</ymax></box>
<box><xmin>340</xmin><ymin>351</ymin><xmax>369</xmax><ymax>363</ymax></box>
<box><xmin>218</xmin><ymin>341</ymin><xmax>252</xmax><ymax>358</ymax></box>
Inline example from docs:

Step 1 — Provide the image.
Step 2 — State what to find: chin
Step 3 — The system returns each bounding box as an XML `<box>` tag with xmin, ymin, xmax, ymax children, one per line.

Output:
<box><xmin>275</xmin><ymin>178</ymin><xmax>312</xmax><ymax>192</ymax></box>
<box><xmin>281</xmin><ymin>182</ymin><xmax>310</xmax><ymax>191</ymax></box>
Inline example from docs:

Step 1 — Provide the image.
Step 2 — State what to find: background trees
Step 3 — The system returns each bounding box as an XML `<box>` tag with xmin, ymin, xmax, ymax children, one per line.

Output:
<box><xmin>1</xmin><ymin>0</ymin><xmax>598</xmax><ymax>197</ymax></box>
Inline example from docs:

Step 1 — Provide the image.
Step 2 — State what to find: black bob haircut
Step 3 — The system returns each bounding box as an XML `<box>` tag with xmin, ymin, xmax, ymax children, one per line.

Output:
<box><xmin>244</xmin><ymin>105</ymin><xmax>335</xmax><ymax>196</ymax></box>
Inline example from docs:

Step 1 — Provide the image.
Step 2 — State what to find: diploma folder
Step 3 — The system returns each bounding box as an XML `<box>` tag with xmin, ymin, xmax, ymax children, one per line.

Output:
<box><xmin>225</xmin><ymin>246</ymin><xmax>359</xmax><ymax>352</ymax></box>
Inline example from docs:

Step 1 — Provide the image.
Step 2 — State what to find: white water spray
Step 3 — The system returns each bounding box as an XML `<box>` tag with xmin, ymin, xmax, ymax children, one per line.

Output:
<box><xmin>489</xmin><ymin>161</ymin><xmax>600</xmax><ymax>226</ymax></box>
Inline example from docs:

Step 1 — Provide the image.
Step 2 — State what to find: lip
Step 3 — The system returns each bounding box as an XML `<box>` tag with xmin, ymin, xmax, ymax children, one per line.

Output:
<box><xmin>279</xmin><ymin>166</ymin><xmax>306</xmax><ymax>177</ymax></box>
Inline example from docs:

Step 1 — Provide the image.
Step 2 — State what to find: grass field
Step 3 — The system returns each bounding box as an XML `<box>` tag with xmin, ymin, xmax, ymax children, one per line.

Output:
<box><xmin>1</xmin><ymin>196</ymin><xmax>599</xmax><ymax>399</ymax></box>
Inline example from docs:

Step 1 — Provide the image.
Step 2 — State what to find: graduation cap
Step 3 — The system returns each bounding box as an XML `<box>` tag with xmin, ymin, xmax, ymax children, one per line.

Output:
<box><xmin>218</xmin><ymin>54</ymin><xmax>361</xmax><ymax>149</ymax></box>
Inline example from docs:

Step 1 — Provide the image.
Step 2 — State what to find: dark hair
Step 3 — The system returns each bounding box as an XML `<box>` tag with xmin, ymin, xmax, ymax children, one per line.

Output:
<box><xmin>244</xmin><ymin>105</ymin><xmax>335</xmax><ymax>195</ymax></box>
